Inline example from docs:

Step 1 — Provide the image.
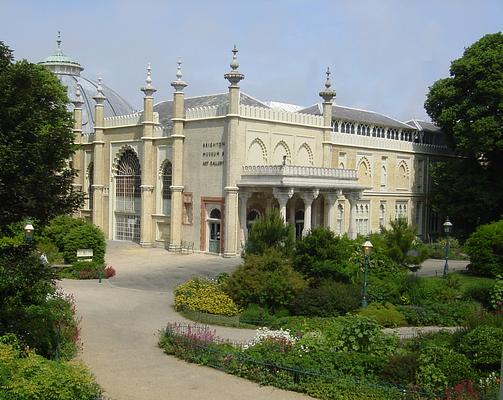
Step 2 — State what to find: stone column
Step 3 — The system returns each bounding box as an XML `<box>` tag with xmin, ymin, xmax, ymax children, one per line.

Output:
<box><xmin>140</xmin><ymin>64</ymin><xmax>156</xmax><ymax>247</ymax></box>
<box><xmin>324</xmin><ymin>190</ymin><xmax>340</xmax><ymax>232</ymax></box>
<box><xmin>300</xmin><ymin>189</ymin><xmax>319</xmax><ymax>236</ymax></box>
<box><xmin>239</xmin><ymin>191</ymin><xmax>250</xmax><ymax>244</ymax></box>
<box><xmin>346</xmin><ymin>192</ymin><xmax>360</xmax><ymax>239</ymax></box>
<box><xmin>71</xmin><ymin>88</ymin><xmax>84</xmax><ymax>194</ymax></box>
<box><xmin>319</xmin><ymin>67</ymin><xmax>336</xmax><ymax>168</ymax></box>
<box><xmin>223</xmin><ymin>47</ymin><xmax>245</xmax><ymax>257</ymax></box>
<box><xmin>169</xmin><ymin>60</ymin><xmax>187</xmax><ymax>252</ymax></box>
<box><xmin>273</xmin><ymin>188</ymin><xmax>294</xmax><ymax>223</ymax></box>
<box><xmin>92</xmin><ymin>78</ymin><xmax>106</xmax><ymax>230</ymax></box>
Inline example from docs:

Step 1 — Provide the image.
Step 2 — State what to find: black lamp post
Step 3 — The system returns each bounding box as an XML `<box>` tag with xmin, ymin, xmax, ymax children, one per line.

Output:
<box><xmin>361</xmin><ymin>240</ymin><xmax>373</xmax><ymax>308</ymax></box>
<box><xmin>24</xmin><ymin>221</ymin><xmax>34</xmax><ymax>244</ymax></box>
<box><xmin>443</xmin><ymin>217</ymin><xmax>453</xmax><ymax>277</ymax></box>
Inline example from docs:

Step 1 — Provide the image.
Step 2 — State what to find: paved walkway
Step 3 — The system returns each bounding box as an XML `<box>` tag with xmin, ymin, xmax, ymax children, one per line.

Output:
<box><xmin>60</xmin><ymin>242</ymin><xmax>310</xmax><ymax>400</ymax></box>
<box><xmin>60</xmin><ymin>242</ymin><xmax>469</xmax><ymax>399</ymax></box>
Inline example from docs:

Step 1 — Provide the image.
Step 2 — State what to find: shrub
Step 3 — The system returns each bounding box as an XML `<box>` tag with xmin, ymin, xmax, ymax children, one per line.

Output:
<box><xmin>416</xmin><ymin>345</ymin><xmax>475</xmax><ymax>393</ymax></box>
<box><xmin>62</xmin><ymin>223</ymin><xmax>105</xmax><ymax>264</ymax></box>
<box><xmin>0</xmin><ymin>340</ymin><xmax>101</xmax><ymax>399</ymax></box>
<box><xmin>239</xmin><ymin>303</ymin><xmax>276</xmax><ymax>325</ymax></box>
<box><xmin>42</xmin><ymin>215</ymin><xmax>87</xmax><ymax>250</ymax></box>
<box><xmin>289</xmin><ymin>281</ymin><xmax>360</xmax><ymax>317</ymax></box>
<box><xmin>489</xmin><ymin>274</ymin><xmax>503</xmax><ymax>311</ymax></box>
<box><xmin>425</xmin><ymin>237</ymin><xmax>468</xmax><ymax>260</ymax></box>
<box><xmin>294</xmin><ymin>228</ymin><xmax>360</xmax><ymax>282</ymax></box>
<box><xmin>175</xmin><ymin>277</ymin><xmax>240</xmax><ymax>316</ymax></box>
<box><xmin>225</xmin><ymin>249</ymin><xmax>307</xmax><ymax>311</ymax></box>
<box><xmin>36</xmin><ymin>237</ymin><xmax>64</xmax><ymax>264</ymax></box>
<box><xmin>358</xmin><ymin>303</ymin><xmax>407</xmax><ymax>327</ymax></box>
<box><xmin>465</xmin><ymin>219</ymin><xmax>503</xmax><ymax>277</ymax></box>
<box><xmin>244</xmin><ymin>209</ymin><xmax>295</xmax><ymax>256</ymax></box>
<box><xmin>366</xmin><ymin>272</ymin><xmax>407</xmax><ymax>304</ymax></box>
<box><xmin>377</xmin><ymin>218</ymin><xmax>428</xmax><ymax>267</ymax></box>
<box><xmin>379</xmin><ymin>352</ymin><xmax>419</xmax><ymax>385</ymax></box>
<box><xmin>459</xmin><ymin>326</ymin><xmax>503</xmax><ymax>368</ymax></box>
<box><xmin>104</xmin><ymin>265</ymin><xmax>116</xmax><ymax>278</ymax></box>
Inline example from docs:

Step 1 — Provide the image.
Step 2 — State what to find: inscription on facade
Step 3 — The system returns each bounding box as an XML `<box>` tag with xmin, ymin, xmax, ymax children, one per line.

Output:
<box><xmin>202</xmin><ymin>141</ymin><xmax>225</xmax><ymax>166</ymax></box>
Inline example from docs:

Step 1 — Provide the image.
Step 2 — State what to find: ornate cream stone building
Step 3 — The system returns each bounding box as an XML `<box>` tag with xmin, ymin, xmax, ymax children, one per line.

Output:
<box><xmin>40</xmin><ymin>36</ymin><xmax>451</xmax><ymax>256</ymax></box>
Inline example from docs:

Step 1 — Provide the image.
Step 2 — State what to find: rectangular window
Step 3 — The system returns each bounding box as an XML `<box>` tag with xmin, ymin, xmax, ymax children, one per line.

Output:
<box><xmin>183</xmin><ymin>193</ymin><xmax>193</xmax><ymax>225</ymax></box>
<box><xmin>395</xmin><ymin>201</ymin><xmax>408</xmax><ymax>221</ymax></box>
<box><xmin>356</xmin><ymin>202</ymin><xmax>370</xmax><ymax>235</ymax></box>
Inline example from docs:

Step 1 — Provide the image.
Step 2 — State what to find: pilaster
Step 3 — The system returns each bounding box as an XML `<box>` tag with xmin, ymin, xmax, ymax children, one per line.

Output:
<box><xmin>169</xmin><ymin>59</ymin><xmax>187</xmax><ymax>251</ymax></box>
<box><xmin>92</xmin><ymin>78</ymin><xmax>106</xmax><ymax>230</ymax></box>
<box><xmin>140</xmin><ymin>64</ymin><xmax>157</xmax><ymax>247</ymax></box>
<box><xmin>71</xmin><ymin>87</ymin><xmax>84</xmax><ymax>192</ymax></box>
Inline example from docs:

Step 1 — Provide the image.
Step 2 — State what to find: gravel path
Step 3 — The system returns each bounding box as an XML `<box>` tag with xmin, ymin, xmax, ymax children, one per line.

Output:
<box><xmin>60</xmin><ymin>242</ymin><xmax>310</xmax><ymax>400</ymax></box>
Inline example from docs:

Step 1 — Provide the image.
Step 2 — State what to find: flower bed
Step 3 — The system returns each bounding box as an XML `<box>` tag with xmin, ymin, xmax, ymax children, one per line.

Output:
<box><xmin>159</xmin><ymin>321</ymin><xmax>441</xmax><ymax>400</ymax></box>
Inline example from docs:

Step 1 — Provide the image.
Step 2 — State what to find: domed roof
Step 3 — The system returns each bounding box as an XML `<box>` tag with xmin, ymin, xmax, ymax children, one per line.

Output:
<box><xmin>39</xmin><ymin>32</ymin><xmax>135</xmax><ymax>133</ymax></box>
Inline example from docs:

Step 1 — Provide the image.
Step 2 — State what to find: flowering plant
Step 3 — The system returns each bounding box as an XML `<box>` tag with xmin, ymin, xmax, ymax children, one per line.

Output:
<box><xmin>243</xmin><ymin>327</ymin><xmax>297</xmax><ymax>350</ymax></box>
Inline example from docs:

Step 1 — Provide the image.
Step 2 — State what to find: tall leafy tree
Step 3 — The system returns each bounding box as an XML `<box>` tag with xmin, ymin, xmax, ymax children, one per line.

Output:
<box><xmin>425</xmin><ymin>33</ymin><xmax>503</xmax><ymax>239</ymax></box>
<box><xmin>0</xmin><ymin>41</ymin><xmax>83</xmax><ymax>229</ymax></box>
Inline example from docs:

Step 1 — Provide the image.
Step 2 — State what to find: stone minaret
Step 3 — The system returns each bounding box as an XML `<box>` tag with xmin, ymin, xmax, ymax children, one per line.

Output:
<box><xmin>71</xmin><ymin>87</ymin><xmax>84</xmax><ymax>191</ymax></box>
<box><xmin>223</xmin><ymin>46</ymin><xmax>245</xmax><ymax>257</ymax></box>
<box><xmin>140</xmin><ymin>64</ymin><xmax>156</xmax><ymax>247</ymax></box>
<box><xmin>92</xmin><ymin>78</ymin><xmax>106</xmax><ymax>229</ymax></box>
<box><xmin>169</xmin><ymin>59</ymin><xmax>187</xmax><ymax>251</ymax></box>
<box><xmin>319</xmin><ymin>67</ymin><xmax>336</xmax><ymax>167</ymax></box>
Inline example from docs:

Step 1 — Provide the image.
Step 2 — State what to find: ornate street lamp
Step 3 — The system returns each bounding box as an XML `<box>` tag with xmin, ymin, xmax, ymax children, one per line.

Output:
<box><xmin>361</xmin><ymin>240</ymin><xmax>373</xmax><ymax>308</ymax></box>
<box><xmin>443</xmin><ymin>217</ymin><xmax>453</xmax><ymax>277</ymax></box>
<box><xmin>24</xmin><ymin>221</ymin><xmax>34</xmax><ymax>244</ymax></box>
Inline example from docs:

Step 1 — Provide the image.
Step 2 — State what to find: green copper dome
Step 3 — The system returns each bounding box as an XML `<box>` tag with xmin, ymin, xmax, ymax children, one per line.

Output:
<box><xmin>38</xmin><ymin>31</ymin><xmax>84</xmax><ymax>75</ymax></box>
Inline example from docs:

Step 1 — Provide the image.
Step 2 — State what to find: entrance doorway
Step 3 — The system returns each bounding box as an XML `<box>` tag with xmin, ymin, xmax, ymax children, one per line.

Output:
<box><xmin>208</xmin><ymin>208</ymin><xmax>221</xmax><ymax>253</ymax></box>
<box><xmin>295</xmin><ymin>210</ymin><xmax>304</xmax><ymax>239</ymax></box>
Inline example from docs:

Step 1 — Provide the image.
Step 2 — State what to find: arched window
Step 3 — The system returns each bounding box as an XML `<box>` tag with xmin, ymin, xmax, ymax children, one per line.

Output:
<box><xmin>381</xmin><ymin>164</ymin><xmax>387</xmax><ymax>188</ymax></box>
<box><xmin>379</xmin><ymin>203</ymin><xmax>386</xmax><ymax>227</ymax></box>
<box><xmin>162</xmin><ymin>161</ymin><xmax>172</xmax><ymax>215</ymax></box>
<box><xmin>116</xmin><ymin>149</ymin><xmax>141</xmax><ymax>213</ymax></box>
<box><xmin>209</xmin><ymin>208</ymin><xmax>221</xmax><ymax>219</ymax></box>
<box><xmin>115</xmin><ymin>148</ymin><xmax>141</xmax><ymax>242</ymax></box>
<box><xmin>87</xmin><ymin>162</ymin><xmax>94</xmax><ymax>210</ymax></box>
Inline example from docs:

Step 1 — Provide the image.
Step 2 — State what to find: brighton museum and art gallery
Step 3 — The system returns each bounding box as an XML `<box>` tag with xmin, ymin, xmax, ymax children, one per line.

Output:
<box><xmin>39</xmin><ymin>35</ymin><xmax>452</xmax><ymax>257</ymax></box>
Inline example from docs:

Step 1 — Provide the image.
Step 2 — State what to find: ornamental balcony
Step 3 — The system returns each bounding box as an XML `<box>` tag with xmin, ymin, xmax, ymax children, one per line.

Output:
<box><xmin>239</xmin><ymin>165</ymin><xmax>364</xmax><ymax>191</ymax></box>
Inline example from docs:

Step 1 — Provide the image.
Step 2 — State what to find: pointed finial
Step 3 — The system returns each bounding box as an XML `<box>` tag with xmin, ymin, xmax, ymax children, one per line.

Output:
<box><xmin>142</xmin><ymin>63</ymin><xmax>156</xmax><ymax>95</ymax></box>
<box><xmin>224</xmin><ymin>45</ymin><xmax>244</xmax><ymax>86</ymax></box>
<box><xmin>171</xmin><ymin>57</ymin><xmax>187</xmax><ymax>92</ymax></box>
<box><xmin>93</xmin><ymin>76</ymin><xmax>106</xmax><ymax>104</ymax></box>
<box><xmin>176</xmin><ymin>58</ymin><xmax>183</xmax><ymax>81</ymax></box>
<box><xmin>57</xmin><ymin>31</ymin><xmax>62</xmax><ymax>50</ymax></box>
<box><xmin>230</xmin><ymin>45</ymin><xmax>239</xmax><ymax>70</ymax></box>
<box><xmin>319</xmin><ymin>66</ymin><xmax>336</xmax><ymax>103</ymax></box>
<box><xmin>72</xmin><ymin>86</ymin><xmax>84</xmax><ymax>108</ymax></box>
<box><xmin>325</xmin><ymin>67</ymin><xmax>332</xmax><ymax>89</ymax></box>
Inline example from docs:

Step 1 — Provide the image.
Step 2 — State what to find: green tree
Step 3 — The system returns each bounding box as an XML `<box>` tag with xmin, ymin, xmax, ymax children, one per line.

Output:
<box><xmin>244</xmin><ymin>208</ymin><xmax>294</xmax><ymax>256</ymax></box>
<box><xmin>376</xmin><ymin>218</ymin><xmax>428</xmax><ymax>268</ymax></box>
<box><xmin>294</xmin><ymin>227</ymin><xmax>359</xmax><ymax>282</ymax></box>
<box><xmin>0</xmin><ymin>41</ymin><xmax>83</xmax><ymax>229</ymax></box>
<box><xmin>425</xmin><ymin>33</ymin><xmax>503</xmax><ymax>238</ymax></box>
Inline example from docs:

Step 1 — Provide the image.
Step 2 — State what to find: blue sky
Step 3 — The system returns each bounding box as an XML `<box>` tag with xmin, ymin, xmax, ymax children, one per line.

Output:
<box><xmin>2</xmin><ymin>0</ymin><xmax>502</xmax><ymax>121</ymax></box>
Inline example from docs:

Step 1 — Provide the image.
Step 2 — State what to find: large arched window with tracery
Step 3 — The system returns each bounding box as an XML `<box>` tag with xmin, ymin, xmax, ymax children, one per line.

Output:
<box><xmin>162</xmin><ymin>161</ymin><xmax>172</xmax><ymax>215</ymax></box>
<box><xmin>115</xmin><ymin>149</ymin><xmax>141</xmax><ymax>242</ymax></box>
<box><xmin>86</xmin><ymin>162</ymin><xmax>94</xmax><ymax>210</ymax></box>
